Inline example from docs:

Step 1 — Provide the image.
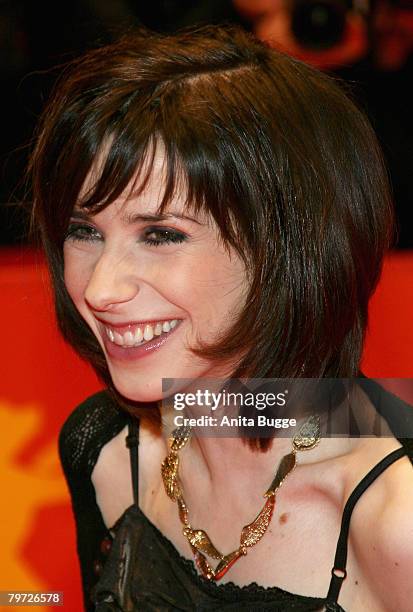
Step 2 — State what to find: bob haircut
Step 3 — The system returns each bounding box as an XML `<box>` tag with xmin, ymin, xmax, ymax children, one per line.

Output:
<box><xmin>30</xmin><ymin>24</ymin><xmax>394</xmax><ymax>446</ymax></box>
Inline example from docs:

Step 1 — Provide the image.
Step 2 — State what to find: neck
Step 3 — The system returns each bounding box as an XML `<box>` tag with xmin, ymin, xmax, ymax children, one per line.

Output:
<box><xmin>157</xmin><ymin>380</ymin><xmax>381</xmax><ymax>503</ymax></box>
<box><xmin>187</xmin><ymin>435</ymin><xmax>294</xmax><ymax>499</ymax></box>
<box><xmin>158</xmin><ymin>402</ymin><xmax>351</xmax><ymax>500</ymax></box>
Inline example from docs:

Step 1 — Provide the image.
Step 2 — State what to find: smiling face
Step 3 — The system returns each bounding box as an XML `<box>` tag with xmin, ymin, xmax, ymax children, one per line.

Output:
<box><xmin>63</xmin><ymin>148</ymin><xmax>249</xmax><ymax>403</ymax></box>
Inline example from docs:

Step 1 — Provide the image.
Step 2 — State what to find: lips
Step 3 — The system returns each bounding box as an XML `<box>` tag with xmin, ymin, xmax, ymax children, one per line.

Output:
<box><xmin>98</xmin><ymin>318</ymin><xmax>183</xmax><ymax>362</ymax></box>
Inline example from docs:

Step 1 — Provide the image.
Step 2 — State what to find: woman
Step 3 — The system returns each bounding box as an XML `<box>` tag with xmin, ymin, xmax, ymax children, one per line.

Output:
<box><xmin>30</xmin><ymin>24</ymin><xmax>413</xmax><ymax>611</ymax></box>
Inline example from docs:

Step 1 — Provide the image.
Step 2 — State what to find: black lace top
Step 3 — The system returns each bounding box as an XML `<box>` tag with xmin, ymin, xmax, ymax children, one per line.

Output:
<box><xmin>59</xmin><ymin>379</ymin><xmax>413</xmax><ymax>611</ymax></box>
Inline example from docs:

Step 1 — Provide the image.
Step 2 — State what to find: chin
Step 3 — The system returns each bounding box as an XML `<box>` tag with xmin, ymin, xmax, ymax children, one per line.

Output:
<box><xmin>110</xmin><ymin>376</ymin><xmax>164</xmax><ymax>404</ymax></box>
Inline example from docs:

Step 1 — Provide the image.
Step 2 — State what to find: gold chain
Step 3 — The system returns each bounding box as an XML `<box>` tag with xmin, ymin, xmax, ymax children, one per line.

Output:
<box><xmin>161</xmin><ymin>415</ymin><xmax>321</xmax><ymax>581</ymax></box>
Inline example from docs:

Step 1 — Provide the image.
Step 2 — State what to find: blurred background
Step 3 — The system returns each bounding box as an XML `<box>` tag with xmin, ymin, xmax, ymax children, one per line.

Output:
<box><xmin>0</xmin><ymin>1</ymin><xmax>412</xmax><ymax>610</ymax></box>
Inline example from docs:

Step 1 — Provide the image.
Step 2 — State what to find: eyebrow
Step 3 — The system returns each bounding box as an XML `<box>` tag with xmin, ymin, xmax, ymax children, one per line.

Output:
<box><xmin>71</xmin><ymin>209</ymin><xmax>203</xmax><ymax>226</ymax></box>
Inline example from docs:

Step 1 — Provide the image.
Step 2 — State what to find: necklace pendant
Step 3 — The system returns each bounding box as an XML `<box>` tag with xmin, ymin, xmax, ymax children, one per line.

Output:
<box><xmin>265</xmin><ymin>452</ymin><xmax>296</xmax><ymax>497</ymax></box>
<box><xmin>240</xmin><ymin>495</ymin><xmax>276</xmax><ymax>548</ymax></box>
<box><xmin>191</xmin><ymin>546</ymin><xmax>244</xmax><ymax>582</ymax></box>
<box><xmin>183</xmin><ymin>527</ymin><xmax>223</xmax><ymax>559</ymax></box>
<box><xmin>191</xmin><ymin>547</ymin><xmax>216</xmax><ymax>581</ymax></box>
<box><xmin>170</xmin><ymin>425</ymin><xmax>192</xmax><ymax>451</ymax></box>
<box><xmin>213</xmin><ymin>549</ymin><xmax>244</xmax><ymax>581</ymax></box>
<box><xmin>293</xmin><ymin>415</ymin><xmax>321</xmax><ymax>450</ymax></box>
<box><xmin>161</xmin><ymin>451</ymin><xmax>181</xmax><ymax>501</ymax></box>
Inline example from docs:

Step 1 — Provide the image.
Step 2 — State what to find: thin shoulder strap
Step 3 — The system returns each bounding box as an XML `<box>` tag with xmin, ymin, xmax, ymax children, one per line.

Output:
<box><xmin>325</xmin><ymin>446</ymin><xmax>408</xmax><ymax>605</ymax></box>
<box><xmin>125</xmin><ymin>414</ymin><xmax>140</xmax><ymax>508</ymax></box>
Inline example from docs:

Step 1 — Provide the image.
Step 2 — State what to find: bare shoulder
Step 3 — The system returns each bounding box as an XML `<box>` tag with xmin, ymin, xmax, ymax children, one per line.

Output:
<box><xmin>90</xmin><ymin>422</ymin><xmax>132</xmax><ymax>528</ymax></box>
<box><xmin>91</xmin><ymin>416</ymin><xmax>165</xmax><ymax>529</ymax></box>
<box><xmin>349</xmin><ymin>440</ymin><xmax>413</xmax><ymax>611</ymax></box>
<box><xmin>371</xmin><ymin>454</ymin><xmax>413</xmax><ymax>611</ymax></box>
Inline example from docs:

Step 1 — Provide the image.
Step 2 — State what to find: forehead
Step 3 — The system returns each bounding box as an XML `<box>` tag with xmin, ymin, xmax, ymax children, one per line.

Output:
<box><xmin>77</xmin><ymin>138</ymin><xmax>210</xmax><ymax>225</ymax></box>
<box><xmin>79</xmin><ymin>138</ymin><xmax>167</xmax><ymax>204</ymax></box>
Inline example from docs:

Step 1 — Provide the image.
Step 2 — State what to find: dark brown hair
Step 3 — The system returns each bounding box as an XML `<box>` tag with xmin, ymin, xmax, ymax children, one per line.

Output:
<box><xmin>30</xmin><ymin>24</ymin><xmax>394</xmax><ymax>447</ymax></box>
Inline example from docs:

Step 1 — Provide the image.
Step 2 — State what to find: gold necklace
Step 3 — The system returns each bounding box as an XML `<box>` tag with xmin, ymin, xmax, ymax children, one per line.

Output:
<box><xmin>161</xmin><ymin>415</ymin><xmax>321</xmax><ymax>581</ymax></box>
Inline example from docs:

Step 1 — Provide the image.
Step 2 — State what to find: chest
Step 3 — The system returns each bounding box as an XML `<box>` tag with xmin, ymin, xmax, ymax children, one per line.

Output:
<box><xmin>138</xmin><ymin>462</ymin><xmax>388</xmax><ymax>612</ymax></box>
<box><xmin>149</xmin><ymin>478</ymin><xmax>340</xmax><ymax>584</ymax></box>
<box><xmin>92</xmin><ymin>428</ymin><xmax>401</xmax><ymax>612</ymax></box>
<box><xmin>148</xmin><ymin>469</ymin><xmax>397</xmax><ymax>611</ymax></box>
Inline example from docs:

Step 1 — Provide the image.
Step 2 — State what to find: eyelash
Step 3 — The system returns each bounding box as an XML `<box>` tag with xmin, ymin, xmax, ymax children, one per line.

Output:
<box><xmin>64</xmin><ymin>224</ymin><xmax>101</xmax><ymax>243</ymax></box>
<box><xmin>64</xmin><ymin>223</ymin><xmax>188</xmax><ymax>247</ymax></box>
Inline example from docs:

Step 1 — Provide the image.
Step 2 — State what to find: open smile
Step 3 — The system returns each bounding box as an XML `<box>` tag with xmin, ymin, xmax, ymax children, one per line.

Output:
<box><xmin>104</xmin><ymin>318</ymin><xmax>180</xmax><ymax>347</ymax></box>
<box><xmin>98</xmin><ymin>318</ymin><xmax>184</xmax><ymax>362</ymax></box>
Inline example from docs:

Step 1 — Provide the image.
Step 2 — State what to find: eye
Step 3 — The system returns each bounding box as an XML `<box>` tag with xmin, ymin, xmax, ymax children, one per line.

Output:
<box><xmin>64</xmin><ymin>222</ymin><xmax>102</xmax><ymax>243</ymax></box>
<box><xmin>143</xmin><ymin>227</ymin><xmax>188</xmax><ymax>247</ymax></box>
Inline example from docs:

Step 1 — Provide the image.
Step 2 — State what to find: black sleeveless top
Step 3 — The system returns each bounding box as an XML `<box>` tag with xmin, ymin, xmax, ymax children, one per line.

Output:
<box><xmin>58</xmin><ymin>378</ymin><xmax>413</xmax><ymax>611</ymax></box>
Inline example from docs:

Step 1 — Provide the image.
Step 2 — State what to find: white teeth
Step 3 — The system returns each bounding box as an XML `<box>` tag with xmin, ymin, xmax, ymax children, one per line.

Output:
<box><xmin>154</xmin><ymin>322</ymin><xmax>163</xmax><ymax>336</ymax></box>
<box><xmin>113</xmin><ymin>331</ymin><xmax>124</xmax><ymax>346</ymax></box>
<box><xmin>134</xmin><ymin>327</ymin><xmax>143</xmax><ymax>343</ymax></box>
<box><xmin>124</xmin><ymin>330</ymin><xmax>135</xmax><ymax>347</ymax></box>
<box><xmin>105</xmin><ymin>319</ymin><xmax>180</xmax><ymax>348</ymax></box>
<box><xmin>143</xmin><ymin>324</ymin><xmax>154</xmax><ymax>341</ymax></box>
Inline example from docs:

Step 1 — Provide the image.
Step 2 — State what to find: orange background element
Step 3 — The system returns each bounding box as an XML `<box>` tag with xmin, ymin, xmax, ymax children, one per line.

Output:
<box><xmin>0</xmin><ymin>248</ymin><xmax>412</xmax><ymax>611</ymax></box>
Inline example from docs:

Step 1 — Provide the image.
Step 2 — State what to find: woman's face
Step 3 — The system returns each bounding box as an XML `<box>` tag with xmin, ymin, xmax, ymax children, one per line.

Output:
<box><xmin>63</xmin><ymin>150</ymin><xmax>249</xmax><ymax>403</ymax></box>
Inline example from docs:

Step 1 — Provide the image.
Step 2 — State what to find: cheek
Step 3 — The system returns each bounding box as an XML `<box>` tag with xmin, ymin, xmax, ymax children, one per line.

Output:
<box><xmin>63</xmin><ymin>248</ymin><xmax>90</xmax><ymax>310</ymax></box>
<box><xmin>180</xmin><ymin>252</ymin><xmax>247</xmax><ymax>328</ymax></box>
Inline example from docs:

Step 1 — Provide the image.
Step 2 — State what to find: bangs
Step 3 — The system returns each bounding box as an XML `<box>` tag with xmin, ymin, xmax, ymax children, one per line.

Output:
<box><xmin>77</xmin><ymin>133</ymin><xmax>207</xmax><ymax>228</ymax></box>
<box><xmin>50</xmin><ymin>81</ymin><xmax>254</xmax><ymax>257</ymax></box>
<box><xmin>79</xmin><ymin>134</ymin><xmax>173</xmax><ymax>207</ymax></box>
<box><xmin>35</xmin><ymin>52</ymin><xmax>267</xmax><ymax>262</ymax></box>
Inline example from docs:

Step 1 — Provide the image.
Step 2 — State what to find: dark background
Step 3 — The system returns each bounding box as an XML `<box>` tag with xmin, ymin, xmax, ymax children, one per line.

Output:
<box><xmin>0</xmin><ymin>0</ymin><xmax>411</xmax><ymax>247</ymax></box>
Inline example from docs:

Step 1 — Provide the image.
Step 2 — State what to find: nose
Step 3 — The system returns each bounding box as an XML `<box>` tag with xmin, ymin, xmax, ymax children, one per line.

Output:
<box><xmin>84</xmin><ymin>250</ymin><xmax>139</xmax><ymax>312</ymax></box>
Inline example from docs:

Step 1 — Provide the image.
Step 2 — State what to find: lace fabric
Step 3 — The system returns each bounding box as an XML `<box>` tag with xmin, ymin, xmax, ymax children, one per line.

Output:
<box><xmin>91</xmin><ymin>505</ymin><xmax>329</xmax><ymax>611</ymax></box>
